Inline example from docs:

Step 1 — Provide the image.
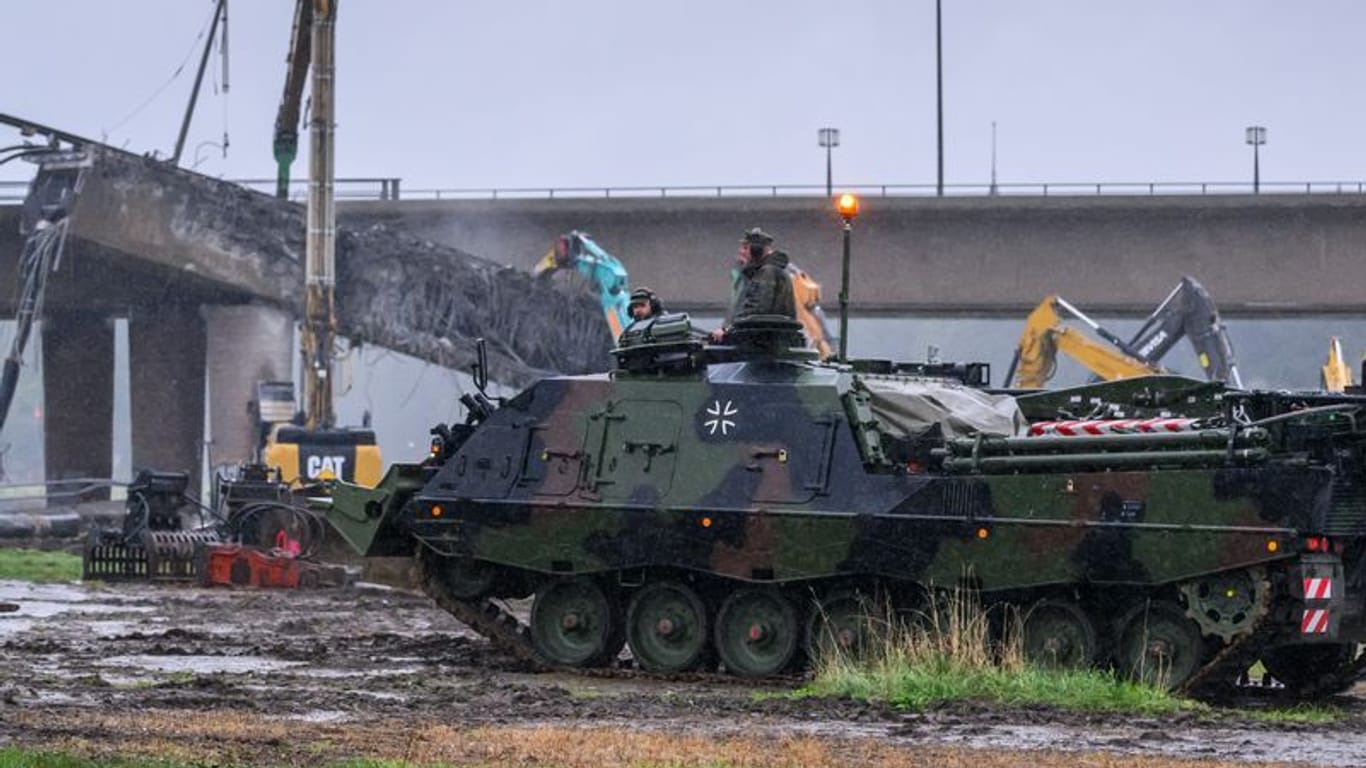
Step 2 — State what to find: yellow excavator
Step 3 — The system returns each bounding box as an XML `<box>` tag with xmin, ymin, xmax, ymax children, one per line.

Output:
<box><xmin>1005</xmin><ymin>277</ymin><xmax>1243</xmax><ymax>390</ymax></box>
<box><xmin>1323</xmin><ymin>337</ymin><xmax>1356</xmax><ymax>393</ymax></box>
<box><xmin>260</xmin><ymin>0</ymin><xmax>381</xmax><ymax>487</ymax></box>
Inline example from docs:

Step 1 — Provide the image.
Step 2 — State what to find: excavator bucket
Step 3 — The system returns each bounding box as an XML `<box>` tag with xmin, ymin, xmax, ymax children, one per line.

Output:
<box><xmin>533</xmin><ymin>243</ymin><xmax>562</xmax><ymax>276</ymax></box>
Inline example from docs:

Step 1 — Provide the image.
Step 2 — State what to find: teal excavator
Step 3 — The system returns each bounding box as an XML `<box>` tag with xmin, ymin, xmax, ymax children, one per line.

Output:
<box><xmin>535</xmin><ymin>231</ymin><xmax>632</xmax><ymax>338</ymax></box>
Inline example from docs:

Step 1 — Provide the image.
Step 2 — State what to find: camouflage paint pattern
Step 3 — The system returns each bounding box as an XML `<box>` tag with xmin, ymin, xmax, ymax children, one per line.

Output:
<box><xmin>337</xmin><ymin>360</ymin><xmax>1334</xmax><ymax>597</ymax></box>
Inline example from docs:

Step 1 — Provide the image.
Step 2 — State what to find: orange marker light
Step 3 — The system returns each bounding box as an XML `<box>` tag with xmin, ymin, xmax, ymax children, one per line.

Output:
<box><xmin>976</xmin><ymin>527</ymin><xmax>990</xmax><ymax>540</ymax></box>
<box><xmin>700</xmin><ymin>517</ymin><xmax>713</xmax><ymax>528</ymax></box>
<box><xmin>1267</xmin><ymin>539</ymin><xmax>1279</xmax><ymax>553</ymax></box>
<box><xmin>836</xmin><ymin>193</ymin><xmax>861</xmax><ymax>220</ymax></box>
<box><xmin>431</xmin><ymin>505</ymin><xmax>444</xmax><ymax>518</ymax></box>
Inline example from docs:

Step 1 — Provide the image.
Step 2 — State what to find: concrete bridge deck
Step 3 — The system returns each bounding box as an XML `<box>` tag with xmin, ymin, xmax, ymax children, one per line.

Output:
<box><xmin>342</xmin><ymin>192</ymin><xmax>1366</xmax><ymax>316</ymax></box>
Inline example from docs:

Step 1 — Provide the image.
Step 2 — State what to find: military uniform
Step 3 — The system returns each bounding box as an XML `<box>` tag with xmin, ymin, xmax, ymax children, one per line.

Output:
<box><xmin>733</xmin><ymin>249</ymin><xmax>796</xmax><ymax>322</ymax></box>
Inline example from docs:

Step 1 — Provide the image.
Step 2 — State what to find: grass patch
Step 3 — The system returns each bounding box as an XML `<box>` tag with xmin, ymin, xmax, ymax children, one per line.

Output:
<box><xmin>1244</xmin><ymin>703</ymin><xmax>1344</xmax><ymax>724</ymax></box>
<box><xmin>0</xmin><ymin>547</ymin><xmax>82</xmax><ymax>582</ymax></box>
<box><xmin>803</xmin><ymin>588</ymin><xmax>1192</xmax><ymax>714</ymax></box>
<box><xmin>0</xmin><ymin>749</ymin><xmax>197</xmax><ymax>767</ymax></box>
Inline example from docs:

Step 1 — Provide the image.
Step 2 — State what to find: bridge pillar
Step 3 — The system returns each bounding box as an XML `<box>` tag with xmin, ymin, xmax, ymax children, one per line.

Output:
<box><xmin>202</xmin><ymin>305</ymin><xmax>293</xmax><ymax>475</ymax></box>
<box><xmin>42</xmin><ymin>312</ymin><xmax>114</xmax><ymax>501</ymax></box>
<box><xmin>129</xmin><ymin>303</ymin><xmax>206</xmax><ymax>498</ymax></box>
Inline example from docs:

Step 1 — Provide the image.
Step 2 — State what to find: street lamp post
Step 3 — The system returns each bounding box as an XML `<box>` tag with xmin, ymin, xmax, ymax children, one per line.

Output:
<box><xmin>1245</xmin><ymin>126</ymin><xmax>1267</xmax><ymax>194</ymax></box>
<box><xmin>818</xmin><ymin>128</ymin><xmax>840</xmax><ymax>197</ymax></box>
<box><xmin>936</xmin><ymin>0</ymin><xmax>944</xmax><ymax>197</ymax></box>
<box><xmin>836</xmin><ymin>193</ymin><xmax>860</xmax><ymax>362</ymax></box>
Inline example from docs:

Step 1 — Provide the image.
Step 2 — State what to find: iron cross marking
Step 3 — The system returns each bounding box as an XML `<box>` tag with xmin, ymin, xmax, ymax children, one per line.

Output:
<box><xmin>704</xmin><ymin>400</ymin><xmax>739</xmax><ymax>436</ymax></box>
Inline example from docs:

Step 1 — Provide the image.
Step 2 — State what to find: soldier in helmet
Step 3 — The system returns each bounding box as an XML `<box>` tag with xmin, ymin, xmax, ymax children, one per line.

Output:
<box><xmin>627</xmin><ymin>286</ymin><xmax>664</xmax><ymax>323</ymax></box>
<box><xmin>710</xmin><ymin>227</ymin><xmax>797</xmax><ymax>342</ymax></box>
<box><xmin>620</xmin><ymin>286</ymin><xmax>665</xmax><ymax>341</ymax></box>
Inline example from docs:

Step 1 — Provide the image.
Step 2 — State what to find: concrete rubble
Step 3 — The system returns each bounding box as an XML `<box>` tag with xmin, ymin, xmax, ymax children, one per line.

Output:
<box><xmin>54</xmin><ymin>149</ymin><xmax>612</xmax><ymax>386</ymax></box>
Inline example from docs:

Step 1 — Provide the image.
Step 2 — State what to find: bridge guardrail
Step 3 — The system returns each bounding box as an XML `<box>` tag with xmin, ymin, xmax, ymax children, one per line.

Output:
<box><xmin>5</xmin><ymin>177</ymin><xmax>1366</xmax><ymax>206</ymax></box>
<box><xmin>393</xmin><ymin>180</ymin><xmax>1366</xmax><ymax>201</ymax></box>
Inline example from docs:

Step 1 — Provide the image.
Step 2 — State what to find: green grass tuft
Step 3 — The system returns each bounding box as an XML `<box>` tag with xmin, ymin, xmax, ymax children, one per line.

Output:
<box><xmin>1244</xmin><ymin>703</ymin><xmax>1344</xmax><ymax>724</ymax></box>
<box><xmin>0</xmin><ymin>548</ymin><xmax>83</xmax><ymax>583</ymax></box>
<box><xmin>0</xmin><ymin>749</ymin><xmax>200</xmax><ymax>767</ymax></box>
<box><xmin>802</xmin><ymin>587</ymin><xmax>1193</xmax><ymax>714</ymax></box>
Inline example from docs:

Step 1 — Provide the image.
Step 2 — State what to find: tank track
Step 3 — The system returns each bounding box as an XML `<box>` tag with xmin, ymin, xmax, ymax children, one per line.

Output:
<box><xmin>418</xmin><ymin>548</ymin><xmax>542</xmax><ymax>667</ymax></box>
<box><xmin>420</xmin><ymin>552</ymin><xmax>1353</xmax><ymax>698</ymax></box>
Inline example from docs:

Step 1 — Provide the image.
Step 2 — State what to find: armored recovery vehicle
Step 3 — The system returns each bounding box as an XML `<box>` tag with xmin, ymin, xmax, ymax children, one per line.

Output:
<box><xmin>328</xmin><ymin>316</ymin><xmax>1366</xmax><ymax>695</ymax></box>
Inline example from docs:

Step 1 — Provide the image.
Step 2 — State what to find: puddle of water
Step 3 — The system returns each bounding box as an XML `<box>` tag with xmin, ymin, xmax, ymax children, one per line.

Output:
<box><xmin>87</xmin><ymin>621</ymin><xmax>138</xmax><ymax>638</ymax></box>
<box><xmin>28</xmin><ymin>690</ymin><xmax>96</xmax><ymax>707</ymax></box>
<box><xmin>0</xmin><ymin>581</ymin><xmax>95</xmax><ymax>603</ymax></box>
<box><xmin>289</xmin><ymin>710</ymin><xmax>352</xmax><ymax>723</ymax></box>
<box><xmin>6</xmin><ymin>601</ymin><xmax>154</xmax><ymax>620</ymax></box>
<box><xmin>0</xmin><ymin>618</ymin><xmax>34</xmax><ymax>636</ymax></box>
<box><xmin>346</xmin><ymin>689</ymin><xmax>406</xmax><ymax>702</ymax></box>
<box><xmin>297</xmin><ymin>666</ymin><xmax>422</xmax><ymax>679</ymax></box>
<box><xmin>100</xmin><ymin>673</ymin><xmax>151</xmax><ymax>688</ymax></box>
<box><xmin>0</xmin><ymin>600</ymin><xmax>156</xmax><ymax>638</ymax></box>
<box><xmin>99</xmin><ymin>655</ymin><xmax>304</xmax><ymax>675</ymax></box>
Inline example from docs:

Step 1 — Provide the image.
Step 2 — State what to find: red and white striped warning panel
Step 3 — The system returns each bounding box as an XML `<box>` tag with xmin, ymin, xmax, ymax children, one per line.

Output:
<box><xmin>1303</xmin><ymin>577</ymin><xmax>1334</xmax><ymax>601</ymax></box>
<box><xmin>1027</xmin><ymin>418</ymin><xmax>1203</xmax><ymax>437</ymax></box>
<box><xmin>1302</xmin><ymin>609</ymin><xmax>1331</xmax><ymax>635</ymax></box>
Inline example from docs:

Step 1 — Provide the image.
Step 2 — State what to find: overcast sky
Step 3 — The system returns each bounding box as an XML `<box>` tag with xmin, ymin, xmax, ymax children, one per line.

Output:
<box><xmin>5</xmin><ymin>1</ymin><xmax>1366</xmax><ymax>191</ymax></box>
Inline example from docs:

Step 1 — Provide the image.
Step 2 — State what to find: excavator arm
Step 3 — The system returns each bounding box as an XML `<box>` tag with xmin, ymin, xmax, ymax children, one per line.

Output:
<box><xmin>535</xmin><ymin>232</ymin><xmax>631</xmax><ymax>338</ymax></box>
<box><xmin>786</xmin><ymin>263</ymin><xmax>835</xmax><ymax>360</ymax></box>
<box><xmin>1006</xmin><ymin>296</ymin><xmax>1162</xmax><ymax>389</ymax></box>
<box><xmin>273</xmin><ymin>0</ymin><xmax>314</xmax><ymax>199</ymax></box>
<box><xmin>1124</xmin><ymin>276</ymin><xmax>1243</xmax><ymax>388</ymax></box>
<box><xmin>1323</xmin><ymin>337</ymin><xmax>1354</xmax><ymax>393</ymax></box>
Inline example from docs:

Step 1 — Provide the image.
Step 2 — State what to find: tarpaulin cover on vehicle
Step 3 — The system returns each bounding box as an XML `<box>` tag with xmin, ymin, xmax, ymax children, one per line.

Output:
<box><xmin>855</xmin><ymin>375</ymin><xmax>1026</xmax><ymax>439</ymax></box>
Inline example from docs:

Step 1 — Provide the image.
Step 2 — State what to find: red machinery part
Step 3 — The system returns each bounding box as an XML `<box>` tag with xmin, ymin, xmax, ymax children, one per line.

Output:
<box><xmin>195</xmin><ymin>544</ymin><xmax>345</xmax><ymax>589</ymax></box>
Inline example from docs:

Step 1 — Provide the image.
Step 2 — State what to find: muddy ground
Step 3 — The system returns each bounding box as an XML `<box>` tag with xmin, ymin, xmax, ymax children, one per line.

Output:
<box><xmin>2</xmin><ymin>578</ymin><xmax>1365</xmax><ymax>767</ymax></box>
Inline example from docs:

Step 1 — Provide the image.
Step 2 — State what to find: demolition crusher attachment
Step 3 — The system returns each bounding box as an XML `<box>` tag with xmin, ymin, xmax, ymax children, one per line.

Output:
<box><xmin>82</xmin><ymin>466</ymin><xmax>345</xmax><ymax>587</ymax></box>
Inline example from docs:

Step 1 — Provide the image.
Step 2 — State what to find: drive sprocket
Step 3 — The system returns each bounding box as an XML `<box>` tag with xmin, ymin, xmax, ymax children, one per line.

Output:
<box><xmin>1178</xmin><ymin>567</ymin><xmax>1268</xmax><ymax>642</ymax></box>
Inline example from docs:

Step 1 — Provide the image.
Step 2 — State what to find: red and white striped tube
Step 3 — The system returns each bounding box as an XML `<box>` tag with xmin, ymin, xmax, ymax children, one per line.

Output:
<box><xmin>1027</xmin><ymin>418</ymin><xmax>1203</xmax><ymax>437</ymax></box>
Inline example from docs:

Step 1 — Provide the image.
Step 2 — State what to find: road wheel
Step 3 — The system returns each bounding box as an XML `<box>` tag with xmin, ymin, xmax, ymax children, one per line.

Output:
<box><xmin>715</xmin><ymin>588</ymin><xmax>799</xmax><ymax>677</ymax></box>
<box><xmin>530</xmin><ymin>578</ymin><xmax>618</xmax><ymax>667</ymax></box>
<box><xmin>626</xmin><ymin>581</ymin><xmax>710</xmax><ymax>673</ymax></box>
<box><xmin>1022</xmin><ymin>599</ymin><xmax>1097</xmax><ymax>669</ymax></box>
<box><xmin>806</xmin><ymin>589</ymin><xmax>880</xmax><ymax>663</ymax></box>
<box><xmin>1115</xmin><ymin>600</ymin><xmax>1204</xmax><ymax>688</ymax></box>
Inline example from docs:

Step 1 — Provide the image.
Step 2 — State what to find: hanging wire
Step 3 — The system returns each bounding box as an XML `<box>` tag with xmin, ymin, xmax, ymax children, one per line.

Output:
<box><xmin>103</xmin><ymin>1</ymin><xmax>221</xmax><ymax>138</ymax></box>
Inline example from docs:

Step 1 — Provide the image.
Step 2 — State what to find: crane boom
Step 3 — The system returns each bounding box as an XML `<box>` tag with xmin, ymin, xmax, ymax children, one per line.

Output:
<box><xmin>302</xmin><ymin>0</ymin><xmax>336</xmax><ymax>428</ymax></box>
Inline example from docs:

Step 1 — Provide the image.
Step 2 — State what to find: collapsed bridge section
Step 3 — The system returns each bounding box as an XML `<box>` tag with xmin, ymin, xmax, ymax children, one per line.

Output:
<box><xmin>1</xmin><ymin>134</ymin><xmax>609</xmax><ymax>496</ymax></box>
